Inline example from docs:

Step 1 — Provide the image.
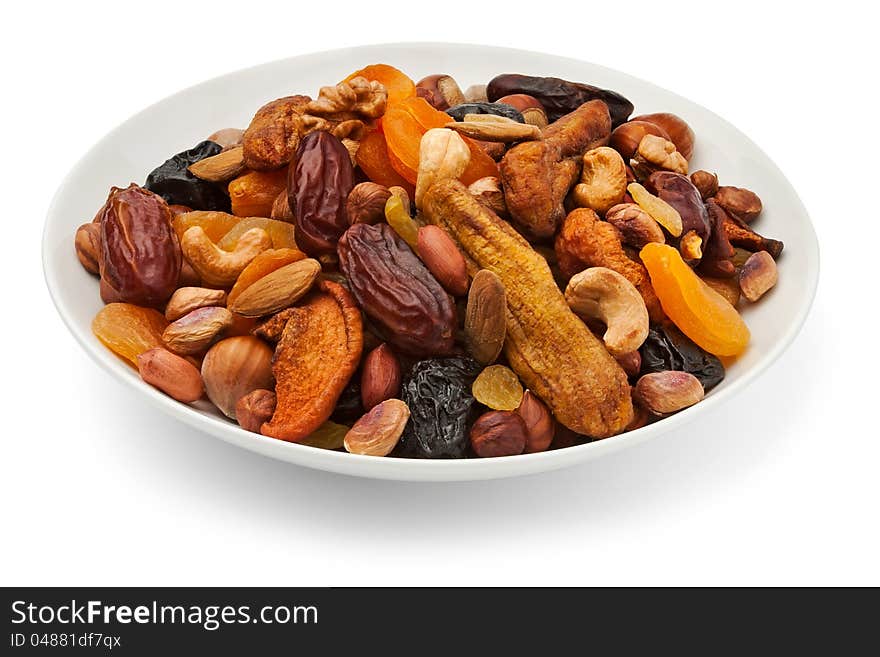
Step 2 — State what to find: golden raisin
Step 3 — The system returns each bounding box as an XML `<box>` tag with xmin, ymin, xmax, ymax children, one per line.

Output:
<box><xmin>472</xmin><ymin>365</ymin><xmax>525</xmax><ymax>411</ymax></box>
<box><xmin>384</xmin><ymin>193</ymin><xmax>419</xmax><ymax>250</ymax></box>
<box><xmin>300</xmin><ymin>420</ymin><xmax>349</xmax><ymax>450</ymax></box>
<box><xmin>92</xmin><ymin>303</ymin><xmax>169</xmax><ymax>366</ymax></box>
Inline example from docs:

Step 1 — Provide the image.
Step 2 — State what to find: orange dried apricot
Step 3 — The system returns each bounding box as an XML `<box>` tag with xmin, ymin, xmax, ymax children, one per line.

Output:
<box><xmin>344</xmin><ymin>64</ymin><xmax>416</xmax><ymax>106</ymax></box>
<box><xmin>173</xmin><ymin>211</ymin><xmax>242</xmax><ymax>243</ymax></box>
<box><xmin>227</xmin><ymin>247</ymin><xmax>307</xmax><ymax>305</ymax></box>
<box><xmin>228</xmin><ymin>169</ymin><xmax>287</xmax><ymax>217</ymax></box>
<box><xmin>218</xmin><ymin>217</ymin><xmax>298</xmax><ymax>250</ymax></box>
<box><xmin>640</xmin><ymin>243</ymin><xmax>750</xmax><ymax>357</ymax></box>
<box><xmin>92</xmin><ymin>303</ymin><xmax>169</xmax><ymax>367</ymax></box>
<box><xmin>356</xmin><ymin>130</ymin><xmax>416</xmax><ymax>197</ymax></box>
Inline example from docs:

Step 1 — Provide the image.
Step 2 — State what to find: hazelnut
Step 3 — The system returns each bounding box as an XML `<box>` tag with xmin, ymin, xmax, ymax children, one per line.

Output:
<box><xmin>463</xmin><ymin>84</ymin><xmax>488</xmax><ymax>103</ymax></box>
<box><xmin>137</xmin><ymin>347</ymin><xmax>204</xmax><ymax>403</ymax></box>
<box><xmin>634</xmin><ymin>371</ymin><xmax>704</xmax><ymax>415</ymax></box>
<box><xmin>346</xmin><ymin>182</ymin><xmax>391</xmax><ymax>225</ymax></box>
<box><xmin>496</xmin><ymin>94</ymin><xmax>548</xmax><ymax>128</ymax></box>
<box><xmin>74</xmin><ymin>222</ymin><xmax>101</xmax><ymax>275</ymax></box>
<box><xmin>614</xmin><ymin>350</ymin><xmax>642</xmax><ymax>378</ymax></box>
<box><xmin>516</xmin><ymin>391</ymin><xmax>555</xmax><ymax>453</ymax></box>
<box><xmin>469</xmin><ymin>410</ymin><xmax>528</xmax><ymax>458</ymax></box>
<box><xmin>610</xmin><ymin>120</ymin><xmax>672</xmax><ymax>159</ymax></box>
<box><xmin>416</xmin><ymin>74</ymin><xmax>466</xmax><ymax>111</ymax></box>
<box><xmin>714</xmin><ymin>186</ymin><xmax>763</xmax><ymax>223</ymax></box>
<box><xmin>360</xmin><ymin>343</ymin><xmax>402</xmax><ymax>411</ymax></box>
<box><xmin>235</xmin><ymin>389</ymin><xmax>277</xmax><ymax>433</ymax></box>
<box><xmin>201</xmin><ymin>336</ymin><xmax>274</xmax><ymax>419</ymax></box>
<box><xmin>631</xmin><ymin>112</ymin><xmax>695</xmax><ymax>160</ymax></box>
<box><xmin>467</xmin><ymin>176</ymin><xmax>508</xmax><ymax>217</ymax></box>
<box><xmin>605</xmin><ymin>203</ymin><xmax>666</xmax><ymax>248</ymax></box>
<box><xmin>738</xmin><ymin>251</ymin><xmax>778</xmax><ymax>302</ymax></box>
<box><xmin>690</xmin><ymin>170</ymin><xmax>719</xmax><ymax>200</ymax></box>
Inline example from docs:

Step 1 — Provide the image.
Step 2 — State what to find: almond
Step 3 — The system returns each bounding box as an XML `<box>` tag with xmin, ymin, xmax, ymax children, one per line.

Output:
<box><xmin>187</xmin><ymin>146</ymin><xmax>246</xmax><ymax>182</ymax></box>
<box><xmin>137</xmin><ymin>347</ymin><xmax>204</xmax><ymax>403</ymax></box>
<box><xmin>416</xmin><ymin>225</ymin><xmax>469</xmax><ymax>296</ymax></box>
<box><xmin>464</xmin><ymin>269</ymin><xmax>507</xmax><ymax>365</ymax></box>
<box><xmin>360</xmin><ymin>343</ymin><xmax>402</xmax><ymax>411</ymax></box>
<box><xmin>228</xmin><ymin>258</ymin><xmax>321</xmax><ymax>317</ymax></box>
<box><xmin>162</xmin><ymin>306</ymin><xmax>233</xmax><ymax>355</ymax></box>
<box><xmin>343</xmin><ymin>399</ymin><xmax>410</xmax><ymax>457</ymax></box>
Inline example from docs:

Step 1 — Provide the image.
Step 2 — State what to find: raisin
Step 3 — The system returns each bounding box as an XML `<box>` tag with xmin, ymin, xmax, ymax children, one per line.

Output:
<box><xmin>639</xmin><ymin>324</ymin><xmax>725</xmax><ymax>392</ymax></box>
<box><xmin>300</xmin><ymin>421</ymin><xmax>349</xmax><ymax>450</ymax></box>
<box><xmin>144</xmin><ymin>140</ymin><xmax>231</xmax><ymax>211</ymax></box>
<box><xmin>472</xmin><ymin>365</ymin><xmax>524</xmax><ymax>411</ymax></box>
<box><xmin>446</xmin><ymin>102</ymin><xmax>525</xmax><ymax>123</ymax></box>
<box><xmin>331</xmin><ymin>377</ymin><xmax>365</xmax><ymax>424</ymax></box>
<box><xmin>397</xmin><ymin>356</ymin><xmax>481</xmax><ymax>458</ymax></box>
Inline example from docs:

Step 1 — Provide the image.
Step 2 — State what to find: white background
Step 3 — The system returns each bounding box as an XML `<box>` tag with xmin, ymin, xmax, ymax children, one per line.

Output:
<box><xmin>2</xmin><ymin>1</ymin><xmax>877</xmax><ymax>586</ymax></box>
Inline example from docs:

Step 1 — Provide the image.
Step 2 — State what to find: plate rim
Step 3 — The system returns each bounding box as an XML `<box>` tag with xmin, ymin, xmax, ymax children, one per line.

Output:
<box><xmin>42</xmin><ymin>42</ymin><xmax>820</xmax><ymax>482</ymax></box>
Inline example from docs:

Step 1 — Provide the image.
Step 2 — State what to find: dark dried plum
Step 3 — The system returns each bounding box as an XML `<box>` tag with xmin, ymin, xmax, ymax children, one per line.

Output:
<box><xmin>397</xmin><ymin>356</ymin><xmax>481</xmax><ymax>458</ymax></box>
<box><xmin>330</xmin><ymin>376</ymin><xmax>364</xmax><ymax>424</ymax></box>
<box><xmin>639</xmin><ymin>325</ymin><xmax>725</xmax><ymax>391</ymax></box>
<box><xmin>446</xmin><ymin>103</ymin><xmax>525</xmax><ymax>123</ymax></box>
<box><xmin>144</xmin><ymin>140</ymin><xmax>231</xmax><ymax>211</ymax></box>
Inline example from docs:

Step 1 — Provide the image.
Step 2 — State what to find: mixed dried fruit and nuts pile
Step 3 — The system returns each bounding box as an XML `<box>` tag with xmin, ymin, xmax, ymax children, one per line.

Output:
<box><xmin>75</xmin><ymin>64</ymin><xmax>783</xmax><ymax>458</ymax></box>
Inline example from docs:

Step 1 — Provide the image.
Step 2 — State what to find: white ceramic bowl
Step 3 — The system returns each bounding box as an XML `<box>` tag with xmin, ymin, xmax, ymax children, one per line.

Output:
<box><xmin>42</xmin><ymin>43</ymin><xmax>818</xmax><ymax>481</ymax></box>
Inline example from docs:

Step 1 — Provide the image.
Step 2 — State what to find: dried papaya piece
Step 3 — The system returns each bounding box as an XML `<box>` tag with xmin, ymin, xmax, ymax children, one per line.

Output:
<box><xmin>227</xmin><ymin>248</ymin><xmax>307</xmax><ymax>305</ymax></box>
<box><xmin>173</xmin><ymin>211</ymin><xmax>242</xmax><ymax>243</ymax></box>
<box><xmin>640</xmin><ymin>242</ymin><xmax>750</xmax><ymax>357</ymax></box>
<box><xmin>218</xmin><ymin>217</ymin><xmax>297</xmax><ymax>250</ymax></box>
<box><xmin>356</xmin><ymin>129</ymin><xmax>416</xmax><ymax>198</ymax></box>
<box><xmin>422</xmin><ymin>179</ymin><xmax>633</xmax><ymax>438</ymax></box>
<box><xmin>344</xmin><ymin>64</ymin><xmax>416</xmax><ymax>106</ymax></box>
<box><xmin>92</xmin><ymin>303</ymin><xmax>169</xmax><ymax>367</ymax></box>
<box><xmin>261</xmin><ymin>280</ymin><xmax>364</xmax><ymax>442</ymax></box>
<box><xmin>228</xmin><ymin>169</ymin><xmax>287</xmax><ymax>217</ymax></box>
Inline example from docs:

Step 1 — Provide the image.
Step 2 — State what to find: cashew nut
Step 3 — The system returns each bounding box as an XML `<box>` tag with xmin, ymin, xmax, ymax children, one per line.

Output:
<box><xmin>572</xmin><ymin>146</ymin><xmax>627</xmax><ymax>215</ymax></box>
<box><xmin>181</xmin><ymin>226</ymin><xmax>271</xmax><ymax>287</ymax></box>
<box><xmin>415</xmin><ymin>128</ymin><xmax>471</xmax><ymax>208</ymax></box>
<box><xmin>564</xmin><ymin>267</ymin><xmax>649</xmax><ymax>356</ymax></box>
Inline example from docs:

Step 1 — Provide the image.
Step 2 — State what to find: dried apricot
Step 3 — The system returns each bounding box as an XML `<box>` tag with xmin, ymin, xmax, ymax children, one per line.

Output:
<box><xmin>344</xmin><ymin>64</ymin><xmax>416</xmax><ymax>106</ymax></box>
<box><xmin>217</xmin><ymin>217</ymin><xmax>297</xmax><ymax>250</ymax></box>
<box><xmin>640</xmin><ymin>243</ymin><xmax>750</xmax><ymax>356</ymax></box>
<box><xmin>227</xmin><ymin>247</ymin><xmax>307</xmax><ymax>305</ymax></box>
<box><xmin>228</xmin><ymin>169</ymin><xmax>287</xmax><ymax>217</ymax></box>
<box><xmin>384</xmin><ymin>193</ymin><xmax>419</xmax><ymax>250</ymax></box>
<box><xmin>173</xmin><ymin>211</ymin><xmax>241</xmax><ymax>243</ymax></box>
<box><xmin>472</xmin><ymin>365</ymin><xmax>525</xmax><ymax>411</ymax></box>
<box><xmin>92</xmin><ymin>303</ymin><xmax>169</xmax><ymax>367</ymax></box>
<box><xmin>356</xmin><ymin>130</ymin><xmax>416</xmax><ymax>197</ymax></box>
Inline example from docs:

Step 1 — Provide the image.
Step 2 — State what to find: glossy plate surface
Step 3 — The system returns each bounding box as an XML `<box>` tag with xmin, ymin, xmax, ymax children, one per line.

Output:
<box><xmin>43</xmin><ymin>43</ymin><xmax>818</xmax><ymax>481</ymax></box>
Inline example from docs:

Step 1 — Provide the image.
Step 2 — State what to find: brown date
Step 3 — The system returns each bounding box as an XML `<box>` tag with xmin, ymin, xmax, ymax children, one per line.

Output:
<box><xmin>98</xmin><ymin>184</ymin><xmax>181</xmax><ymax>308</ymax></box>
<box><xmin>288</xmin><ymin>131</ymin><xmax>355</xmax><ymax>256</ymax></box>
<box><xmin>646</xmin><ymin>172</ymin><xmax>711</xmax><ymax>243</ymax></box>
<box><xmin>486</xmin><ymin>73</ymin><xmax>634</xmax><ymax>127</ymax></box>
<box><xmin>699</xmin><ymin>199</ymin><xmax>737</xmax><ymax>278</ymax></box>
<box><xmin>337</xmin><ymin>223</ymin><xmax>456</xmax><ymax>357</ymax></box>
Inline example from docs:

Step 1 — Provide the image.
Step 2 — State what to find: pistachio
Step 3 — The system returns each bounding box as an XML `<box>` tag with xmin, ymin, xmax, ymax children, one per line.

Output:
<box><xmin>634</xmin><ymin>371</ymin><xmax>704</xmax><ymax>415</ymax></box>
<box><xmin>164</xmin><ymin>287</ymin><xmax>227</xmax><ymax>322</ymax></box>
<box><xmin>444</xmin><ymin>118</ymin><xmax>541</xmax><ymax>143</ymax></box>
<box><xmin>739</xmin><ymin>251</ymin><xmax>778</xmax><ymax>302</ymax></box>
<box><xmin>162</xmin><ymin>306</ymin><xmax>233</xmax><ymax>355</ymax></box>
<box><xmin>343</xmin><ymin>399</ymin><xmax>410</xmax><ymax>457</ymax></box>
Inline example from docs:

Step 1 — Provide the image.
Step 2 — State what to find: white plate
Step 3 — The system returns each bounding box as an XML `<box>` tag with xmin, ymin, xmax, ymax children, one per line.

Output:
<box><xmin>42</xmin><ymin>43</ymin><xmax>819</xmax><ymax>482</ymax></box>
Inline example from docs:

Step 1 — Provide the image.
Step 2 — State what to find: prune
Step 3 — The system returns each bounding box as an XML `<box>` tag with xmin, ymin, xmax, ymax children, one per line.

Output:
<box><xmin>486</xmin><ymin>73</ymin><xmax>634</xmax><ymax>126</ymax></box>
<box><xmin>398</xmin><ymin>356</ymin><xmax>481</xmax><ymax>458</ymax></box>
<box><xmin>446</xmin><ymin>102</ymin><xmax>525</xmax><ymax>123</ymax></box>
<box><xmin>331</xmin><ymin>377</ymin><xmax>364</xmax><ymax>424</ymax></box>
<box><xmin>145</xmin><ymin>140</ymin><xmax>231</xmax><ymax>211</ymax></box>
<box><xmin>639</xmin><ymin>325</ymin><xmax>725</xmax><ymax>392</ymax></box>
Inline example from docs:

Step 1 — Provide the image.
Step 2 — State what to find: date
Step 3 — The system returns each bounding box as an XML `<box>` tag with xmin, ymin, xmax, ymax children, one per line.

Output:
<box><xmin>98</xmin><ymin>184</ymin><xmax>181</xmax><ymax>307</ymax></box>
<box><xmin>337</xmin><ymin>223</ymin><xmax>457</xmax><ymax>357</ymax></box>
<box><xmin>288</xmin><ymin>131</ymin><xmax>355</xmax><ymax>255</ymax></box>
<box><xmin>646</xmin><ymin>172</ymin><xmax>710</xmax><ymax>242</ymax></box>
<box><xmin>486</xmin><ymin>73</ymin><xmax>634</xmax><ymax>126</ymax></box>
